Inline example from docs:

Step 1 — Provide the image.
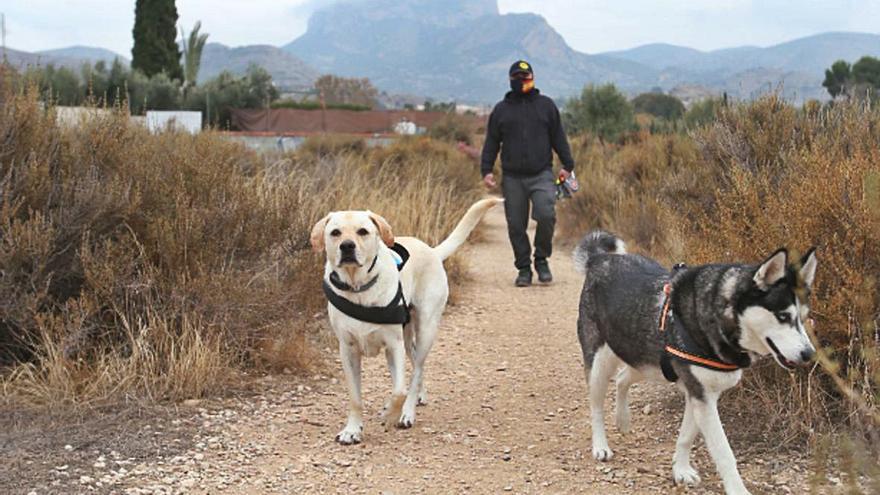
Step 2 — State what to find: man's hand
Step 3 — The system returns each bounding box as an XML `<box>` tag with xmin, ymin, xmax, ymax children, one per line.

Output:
<box><xmin>558</xmin><ymin>169</ymin><xmax>571</xmax><ymax>182</ymax></box>
<box><xmin>483</xmin><ymin>173</ymin><xmax>497</xmax><ymax>189</ymax></box>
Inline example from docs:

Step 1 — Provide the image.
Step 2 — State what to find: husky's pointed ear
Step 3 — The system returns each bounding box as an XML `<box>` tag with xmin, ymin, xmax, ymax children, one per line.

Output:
<box><xmin>310</xmin><ymin>213</ymin><xmax>333</xmax><ymax>253</ymax></box>
<box><xmin>799</xmin><ymin>247</ymin><xmax>818</xmax><ymax>288</ymax></box>
<box><xmin>367</xmin><ymin>211</ymin><xmax>395</xmax><ymax>247</ymax></box>
<box><xmin>754</xmin><ymin>248</ymin><xmax>788</xmax><ymax>289</ymax></box>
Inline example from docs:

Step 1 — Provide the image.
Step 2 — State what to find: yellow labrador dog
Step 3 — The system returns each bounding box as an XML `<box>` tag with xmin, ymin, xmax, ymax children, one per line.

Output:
<box><xmin>311</xmin><ymin>198</ymin><xmax>502</xmax><ymax>444</ymax></box>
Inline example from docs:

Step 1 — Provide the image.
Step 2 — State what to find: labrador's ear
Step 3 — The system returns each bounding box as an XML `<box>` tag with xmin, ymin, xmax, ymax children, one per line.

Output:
<box><xmin>310</xmin><ymin>213</ymin><xmax>332</xmax><ymax>252</ymax></box>
<box><xmin>367</xmin><ymin>211</ymin><xmax>395</xmax><ymax>247</ymax></box>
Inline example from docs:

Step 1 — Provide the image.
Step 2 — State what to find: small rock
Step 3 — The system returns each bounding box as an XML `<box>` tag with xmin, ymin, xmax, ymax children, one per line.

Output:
<box><xmin>642</xmin><ymin>404</ymin><xmax>652</xmax><ymax>415</ymax></box>
<box><xmin>183</xmin><ymin>399</ymin><xmax>201</xmax><ymax>407</ymax></box>
<box><xmin>63</xmin><ymin>444</ymin><xmax>74</xmax><ymax>451</ymax></box>
<box><xmin>79</xmin><ymin>476</ymin><xmax>94</xmax><ymax>484</ymax></box>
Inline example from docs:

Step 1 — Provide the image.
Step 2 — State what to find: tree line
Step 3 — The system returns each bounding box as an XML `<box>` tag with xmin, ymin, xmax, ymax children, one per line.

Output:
<box><xmin>822</xmin><ymin>56</ymin><xmax>880</xmax><ymax>100</ymax></box>
<box><xmin>562</xmin><ymin>86</ymin><xmax>722</xmax><ymax>143</ymax></box>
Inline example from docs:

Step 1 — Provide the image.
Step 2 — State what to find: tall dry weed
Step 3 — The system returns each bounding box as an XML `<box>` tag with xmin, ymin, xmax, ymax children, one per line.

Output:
<box><xmin>0</xmin><ymin>88</ymin><xmax>484</xmax><ymax>408</ymax></box>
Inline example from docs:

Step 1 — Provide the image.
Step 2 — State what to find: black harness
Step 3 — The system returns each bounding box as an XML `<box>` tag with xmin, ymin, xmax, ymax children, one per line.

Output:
<box><xmin>658</xmin><ymin>264</ymin><xmax>744</xmax><ymax>382</ymax></box>
<box><xmin>322</xmin><ymin>243</ymin><xmax>412</xmax><ymax>327</ymax></box>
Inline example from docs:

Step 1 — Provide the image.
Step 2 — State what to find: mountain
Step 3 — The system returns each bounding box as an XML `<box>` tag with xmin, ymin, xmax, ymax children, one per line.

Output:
<box><xmin>601</xmin><ymin>32</ymin><xmax>880</xmax><ymax>101</ymax></box>
<box><xmin>283</xmin><ymin>0</ymin><xmax>880</xmax><ymax>103</ymax></box>
<box><xmin>36</xmin><ymin>46</ymin><xmax>128</xmax><ymax>66</ymax></box>
<box><xmin>199</xmin><ymin>43</ymin><xmax>318</xmax><ymax>89</ymax></box>
<box><xmin>4</xmin><ymin>45</ymin><xmax>127</xmax><ymax>70</ymax></box>
<box><xmin>604</xmin><ymin>33</ymin><xmax>880</xmax><ymax>76</ymax></box>
<box><xmin>283</xmin><ymin>0</ymin><xmax>657</xmax><ymax>102</ymax></box>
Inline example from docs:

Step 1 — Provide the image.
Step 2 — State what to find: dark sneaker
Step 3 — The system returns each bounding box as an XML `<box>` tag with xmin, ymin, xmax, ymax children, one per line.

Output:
<box><xmin>515</xmin><ymin>268</ymin><xmax>533</xmax><ymax>287</ymax></box>
<box><xmin>535</xmin><ymin>259</ymin><xmax>553</xmax><ymax>283</ymax></box>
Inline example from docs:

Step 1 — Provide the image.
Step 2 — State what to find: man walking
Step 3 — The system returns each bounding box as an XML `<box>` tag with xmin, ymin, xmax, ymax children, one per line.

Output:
<box><xmin>481</xmin><ymin>60</ymin><xmax>575</xmax><ymax>287</ymax></box>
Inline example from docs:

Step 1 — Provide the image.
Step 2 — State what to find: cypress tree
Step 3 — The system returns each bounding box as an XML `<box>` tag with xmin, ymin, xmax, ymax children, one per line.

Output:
<box><xmin>131</xmin><ymin>0</ymin><xmax>183</xmax><ymax>81</ymax></box>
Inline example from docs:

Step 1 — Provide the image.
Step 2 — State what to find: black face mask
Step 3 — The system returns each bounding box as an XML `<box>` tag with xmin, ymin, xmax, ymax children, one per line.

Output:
<box><xmin>510</xmin><ymin>79</ymin><xmax>524</xmax><ymax>93</ymax></box>
<box><xmin>509</xmin><ymin>78</ymin><xmax>534</xmax><ymax>94</ymax></box>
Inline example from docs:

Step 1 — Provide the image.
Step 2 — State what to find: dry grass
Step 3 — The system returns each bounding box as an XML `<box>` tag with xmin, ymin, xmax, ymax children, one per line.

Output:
<box><xmin>0</xmin><ymin>88</ymin><xmax>484</xmax><ymax>409</ymax></box>
<box><xmin>558</xmin><ymin>96</ymin><xmax>880</xmax><ymax>471</ymax></box>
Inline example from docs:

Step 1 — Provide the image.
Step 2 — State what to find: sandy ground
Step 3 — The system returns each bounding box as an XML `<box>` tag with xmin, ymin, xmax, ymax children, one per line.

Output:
<box><xmin>6</xmin><ymin>205</ymin><xmax>815</xmax><ymax>494</ymax></box>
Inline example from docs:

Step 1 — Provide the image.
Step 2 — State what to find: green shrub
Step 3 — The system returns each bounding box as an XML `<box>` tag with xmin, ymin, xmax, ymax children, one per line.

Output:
<box><xmin>562</xmin><ymin>84</ymin><xmax>636</xmax><ymax>142</ymax></box>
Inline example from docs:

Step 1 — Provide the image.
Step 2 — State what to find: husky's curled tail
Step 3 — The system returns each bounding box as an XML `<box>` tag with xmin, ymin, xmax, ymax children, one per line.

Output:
<box><xmin>572</xmin><ymin>230</ymin><xmax>627</xmax><ymax>274</ymax></box>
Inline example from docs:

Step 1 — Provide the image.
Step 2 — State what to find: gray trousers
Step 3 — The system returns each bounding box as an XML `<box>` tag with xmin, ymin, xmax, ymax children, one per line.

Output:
<box><xmin>501</xmin><ymin>169</ymin><xmax>557</xmax><ymax>270</ymax></box>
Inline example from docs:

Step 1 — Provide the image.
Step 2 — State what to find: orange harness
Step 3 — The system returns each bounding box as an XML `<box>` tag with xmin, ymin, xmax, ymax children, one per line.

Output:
<box><xmin>659</xmin><ymin>282</ymin><xmax>741</xmax><ymax>379</ymax></box>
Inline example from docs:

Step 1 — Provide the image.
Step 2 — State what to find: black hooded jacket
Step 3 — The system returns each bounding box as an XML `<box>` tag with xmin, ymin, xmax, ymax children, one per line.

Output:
<box><xmin>480</xmin><ymin>89</ymin><xmax>575</xmax><ymax>177</ymax></box>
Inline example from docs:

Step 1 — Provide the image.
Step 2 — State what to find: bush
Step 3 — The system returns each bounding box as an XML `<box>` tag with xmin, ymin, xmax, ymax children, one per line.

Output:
<box><xmin>683</xmin><ymin>97</ymin><xmax>723</xmax><ymax>129</ymax></box>
<box><xmin>296</xmin><ymin>134</ymin><xmax>368</xmax><ymax>159</ymax></box>
<box><xmin>562</xmin><ymin>84</ymin><xmax>636</xmax><ymax>142</ymax></box>
<box><xmin>0</xmin><ymin>88</ymin><xmax>483</xmax><ymax>408</ymax></box>
<box><xmin>427</xmin><ymin>113</ymin><xmax>476</xmax><ymax>145</ymax></box>
<box><xmin>632</xmin><ymin>92</ymin><xmax>685</xmax><ymax>121</ymax></box>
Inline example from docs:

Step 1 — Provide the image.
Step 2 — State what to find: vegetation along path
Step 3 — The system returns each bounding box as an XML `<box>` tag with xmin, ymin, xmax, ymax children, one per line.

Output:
<box><xmin>22</xmin><ymin>206</ymin><xmax>814</xmax><ymax>494</ymax></box>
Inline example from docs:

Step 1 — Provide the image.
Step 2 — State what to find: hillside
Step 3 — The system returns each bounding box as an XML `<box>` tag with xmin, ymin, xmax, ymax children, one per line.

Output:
<box><xmin>199</xmin><ymin>43</ymin><xmax>318</xmax><ymax>89</ymax></box>
<box><xmin>603</xmin><ymin>32</ymin><xmax>880</xmax><ymax>101</ymax></box>
<box><xmin>36</xmin><ymin>46</ymin><xmax>128</xmax><ymax>66</ymax></box>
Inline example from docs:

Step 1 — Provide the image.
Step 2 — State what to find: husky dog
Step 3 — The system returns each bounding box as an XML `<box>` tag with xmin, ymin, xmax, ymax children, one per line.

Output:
<box><xmin>574</xmin><ymin>231</ymin><xmax>817</xmax><ymax>495</ymax></box>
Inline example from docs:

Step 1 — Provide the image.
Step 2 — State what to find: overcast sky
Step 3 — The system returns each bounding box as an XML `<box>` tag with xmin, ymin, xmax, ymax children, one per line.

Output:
<box><xmin>3</xmin><ymin>0</ymin><xmax>878</xmax><ymax>56</ymax></box>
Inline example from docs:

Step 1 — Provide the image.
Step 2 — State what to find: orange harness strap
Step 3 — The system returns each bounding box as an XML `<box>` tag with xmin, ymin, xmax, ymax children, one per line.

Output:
<box><xmin>659</xmin><ymin>282</ymin><xmax>741</xmax><ymax>373</ymax></box>
<box><xmin>664</xmin><ymin>346</ymin><xmax>741</xmax><ymax>371</ymax></box>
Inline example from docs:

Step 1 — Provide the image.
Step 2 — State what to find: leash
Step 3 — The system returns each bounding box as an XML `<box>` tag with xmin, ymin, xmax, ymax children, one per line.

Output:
<box><xmin>323</xmin><ymin>243</ymin><xmax>412</xmax><ymax>327</ymax></box>
<box><xmin>658</xmin><ymin>265</ymin><xmax>741</xmax><ymax>382</ymax></box>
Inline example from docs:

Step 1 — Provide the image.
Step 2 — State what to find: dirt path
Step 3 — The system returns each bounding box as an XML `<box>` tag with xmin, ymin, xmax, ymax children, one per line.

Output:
<box><xmin>40</xmin><ymin>206</ymin><xmax>810</xmax><ymax>494</ymax></box>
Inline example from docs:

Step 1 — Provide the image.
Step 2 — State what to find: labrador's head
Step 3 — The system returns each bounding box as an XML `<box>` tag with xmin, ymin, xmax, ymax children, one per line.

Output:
<box><xmin>310</xmin><ymin>211</ymin><xmax>395</xmax><ymax>272</ymax></box>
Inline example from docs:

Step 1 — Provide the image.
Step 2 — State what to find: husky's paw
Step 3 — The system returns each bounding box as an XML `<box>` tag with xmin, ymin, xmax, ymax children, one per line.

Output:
<box><xmin>397</xmin><ymin>410</ymin><xmax>416</xmax><ymax>429</ymax></box>
<box><xmin>335</xmin><ymin>427</ymin><xmax>363</xmax><ymax>445</ymax></box>
<box><xmin>592</xmin><ymin>445</ymin><xmax>614</xmax><ymax>462</ymax></box>
<box><xmin>672</xmin><ymin>463</ymin><xmax>701</xmax><ymax>485</ymax></box>
<box><xmin>615</xmin><ymin>408</ymin><xmax>631</xmax><ymax>434</ymax></box>
<box><xmin>417</xmin><ymin>391</ymin><xmax>428</xmax><ymax>406</ymax></box>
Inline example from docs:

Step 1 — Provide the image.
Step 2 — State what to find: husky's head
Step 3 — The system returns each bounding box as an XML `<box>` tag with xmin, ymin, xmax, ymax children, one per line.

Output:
<box><xmin>735</xmin><ymin>248</ymin><xmax>818</xmax><ymax>370</ymax></box>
